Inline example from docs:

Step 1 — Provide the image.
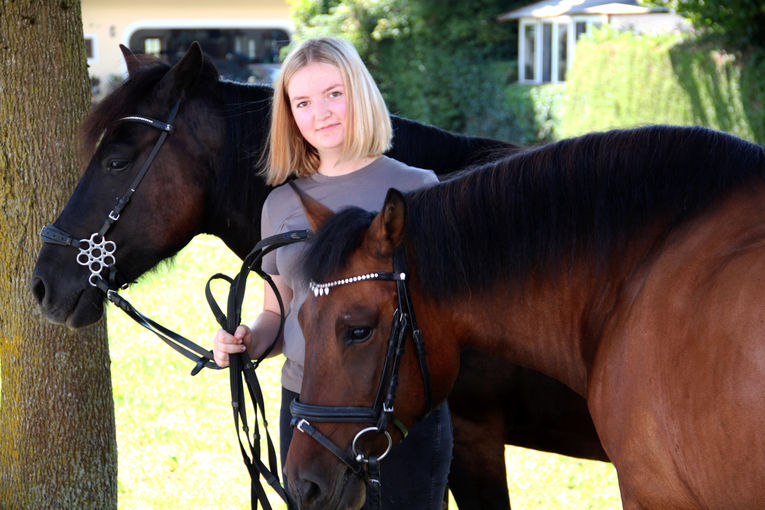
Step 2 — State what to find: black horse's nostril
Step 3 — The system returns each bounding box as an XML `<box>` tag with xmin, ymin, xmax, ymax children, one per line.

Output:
<box><xmin>30</xmin><ymin>276</ymin><xmax>47</xmax><ymax>305</ymax></box>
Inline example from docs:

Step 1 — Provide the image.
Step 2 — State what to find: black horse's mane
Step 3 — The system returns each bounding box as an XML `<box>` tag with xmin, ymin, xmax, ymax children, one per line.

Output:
<box><xmin>303</xmin><ymin>125</ymin><xmax>765</xmax><ymax>301</ymax></box>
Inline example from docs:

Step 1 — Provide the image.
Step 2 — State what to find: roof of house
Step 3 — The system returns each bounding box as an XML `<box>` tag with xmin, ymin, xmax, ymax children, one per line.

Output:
<box><xmin>498</xmin><ymin>0</ymin><xmax>669</xmax><ymax>20</ymax></box>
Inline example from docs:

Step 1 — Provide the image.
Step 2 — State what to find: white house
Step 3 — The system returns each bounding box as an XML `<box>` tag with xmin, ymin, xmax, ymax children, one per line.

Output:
<box><xmin>498</xmin><ymin>0</ymin><xmax>688</xmax><ymax>84</ymax></box>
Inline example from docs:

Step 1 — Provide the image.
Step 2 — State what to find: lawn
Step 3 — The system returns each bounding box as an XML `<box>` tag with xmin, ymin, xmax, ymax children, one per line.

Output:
<box><xmin>107</xmin><ymin>234</ymin><xmax>622</xmax><ymax>509</ymax></box>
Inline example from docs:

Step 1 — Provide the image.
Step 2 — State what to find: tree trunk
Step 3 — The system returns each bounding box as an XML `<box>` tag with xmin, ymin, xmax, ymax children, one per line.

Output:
<box><xmin>0</xmin><ymin>2</ymin><xmax>118</xmax><ymax>508</ymax></box>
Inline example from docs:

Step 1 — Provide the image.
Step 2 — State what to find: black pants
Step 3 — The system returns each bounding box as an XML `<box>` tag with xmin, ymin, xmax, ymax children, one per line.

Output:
<box><xmin>280</xmin><ymin>387</ymin><xmax>452</xmax><ymax>510</ymax></box>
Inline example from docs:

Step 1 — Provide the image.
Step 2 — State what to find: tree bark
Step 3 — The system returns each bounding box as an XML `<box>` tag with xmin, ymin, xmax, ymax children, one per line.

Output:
<box><xmin>0</xmin><ymin>1</ymin><xmax>118</xmax><ymax>508</ymax></box>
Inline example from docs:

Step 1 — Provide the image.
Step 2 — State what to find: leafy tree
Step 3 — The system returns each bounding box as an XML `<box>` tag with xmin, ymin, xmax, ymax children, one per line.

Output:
<box><xmin>642</xmin><ymin>0</ymin><xmax>765</xmax><ymax>48</ymax></box>
<box><xmin>288</xmin><ymin>0</ymin><xmax>527</xmax><ymax>140</ymax></box>
<box><xmin>0</xmin><ymin>2</ymin><xmax>118</xmax><ymax>508</ymax></box>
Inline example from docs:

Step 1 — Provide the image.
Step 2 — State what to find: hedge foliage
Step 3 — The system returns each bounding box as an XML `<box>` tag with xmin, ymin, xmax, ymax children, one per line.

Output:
<box><xmin>503</xmin><ymin>83</ymin><xmax>566</xmax><ymax>145</ymax></box>
<box><xmin>560</xmin><ymin>29</ymin><xmax>765</xmax><ymax>144</ymax></box>
<box><xmin>643</xmin><ymin>0</ymin><xmax>765</xmax><ymax>48</ymax></box>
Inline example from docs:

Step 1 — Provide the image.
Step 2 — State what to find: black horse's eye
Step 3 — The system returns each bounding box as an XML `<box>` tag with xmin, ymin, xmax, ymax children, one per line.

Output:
<box><xmin>345</xmin><ymin>327</ymin><xmax>373</xmax><ymax>344</ymax></box>
<box><xmin>106</xmin><ymin>159</ymin><xmax>130</xmax><ymax>172</ymax></box>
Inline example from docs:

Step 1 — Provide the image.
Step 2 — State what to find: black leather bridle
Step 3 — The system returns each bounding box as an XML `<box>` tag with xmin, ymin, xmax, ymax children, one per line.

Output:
<box><xmin>37</xmin><ymin>98</ymin><xmax>223</xmax><ymax>372</ymax></box>
<box><xmin>289</xmin><ymin>248</ymin><xmax>433</xmax><ymax>509</ymax></box>
<box><xmin>38</xmin><ymin>99</ymin><xmax>298</xmax><ymax>509</ymax></box>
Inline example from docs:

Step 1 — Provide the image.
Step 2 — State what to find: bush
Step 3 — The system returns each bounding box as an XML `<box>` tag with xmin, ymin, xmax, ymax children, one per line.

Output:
<box><xmin>561</xmin><ymin>29</ymin><xmax>765</xmax><ymax>144</ymax></box>
<box><xmin>644</xmin><ymin>0</ymin><xmax>765</xmax><ymax>49</ymax></box>
<box><xmin>504</xmin><ymin>83</ymin><xmax>566</xmax><ymax>145</ymax></box>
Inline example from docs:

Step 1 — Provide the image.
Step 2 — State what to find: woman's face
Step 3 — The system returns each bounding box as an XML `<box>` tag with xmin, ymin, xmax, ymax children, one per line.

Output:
<box><xmin>287</xmin><ymin>62</ymin><xmax>347</xmax><ymax>159</ymax></box>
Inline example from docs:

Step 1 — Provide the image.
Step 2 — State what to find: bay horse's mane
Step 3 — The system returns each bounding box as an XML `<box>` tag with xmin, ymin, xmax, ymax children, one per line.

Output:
<box><xmin>303</xmin><ymin>125</ymin><xmax>765</xmax><ymax>301</ymax></box>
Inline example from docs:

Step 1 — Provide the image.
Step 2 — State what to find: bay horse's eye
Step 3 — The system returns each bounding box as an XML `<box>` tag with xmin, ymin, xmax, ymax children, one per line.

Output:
<box><xmin>107</xmin><ymin>159</ymin><xmax>130</xmax><ymax>172</ymax></box>
<box><xmin>345</xmin><ymin>327</ymin><xmax>373</xmax><ymax>344</ymax></box>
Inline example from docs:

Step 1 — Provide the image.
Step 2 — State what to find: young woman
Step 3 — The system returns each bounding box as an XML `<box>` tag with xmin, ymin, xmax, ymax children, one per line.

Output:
<box><xmin>212</xmin><ymin>37</ymin><xmax>452</xmax><ymax>509</ymax></box>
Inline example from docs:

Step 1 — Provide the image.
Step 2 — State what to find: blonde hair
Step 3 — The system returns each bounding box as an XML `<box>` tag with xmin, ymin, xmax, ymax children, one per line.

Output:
<box><xmin>264</xmin><ymin>37</ymin><xmax>392</xmax><ymax>185</ymax></box>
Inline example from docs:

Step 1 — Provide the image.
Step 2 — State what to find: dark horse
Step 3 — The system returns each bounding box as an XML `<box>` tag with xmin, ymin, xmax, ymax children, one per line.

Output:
<box><xmin>30</xmin><ymin>43</ymin><xmax>606</xmax><ymax>508</ymax></box>
<box><xmin>292</xmin><ymin>125</ymin><xmax>765</xmax><ymax>509</ymax></box>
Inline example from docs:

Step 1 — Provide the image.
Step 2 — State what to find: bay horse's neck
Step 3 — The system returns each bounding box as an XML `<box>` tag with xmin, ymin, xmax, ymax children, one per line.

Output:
<box><xmin>414</xmin><ymin>220</ymin><xmax>672</xmax><ymax>397</ymax></box>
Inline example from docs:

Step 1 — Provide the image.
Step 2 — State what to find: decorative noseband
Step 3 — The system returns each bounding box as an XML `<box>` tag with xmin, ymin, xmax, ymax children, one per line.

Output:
<box><xmin>309</xmin><ymin>272</ymin><xmax>406</xmax><ymax>296</ymax></box>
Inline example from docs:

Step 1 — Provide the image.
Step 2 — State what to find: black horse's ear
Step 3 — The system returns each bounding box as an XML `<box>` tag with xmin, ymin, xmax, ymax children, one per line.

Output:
<box><xmin>370</xmin><ymin>188</ymin><xmax>406</xmax><ymax>257</ymax></box>
<box><xmin>155</xmin><ymin>41</ymin><xmax>205</xmax><ymax>100</ymax></box>
<box><xmin>291</xmin><ymin>181</ymin><xmax>333</xmax><ymax>232</ymax></box>
<box><xmin>120</xmin><ymin>44</ymin><xmax>142</xmax><ymax>76</ymax></box>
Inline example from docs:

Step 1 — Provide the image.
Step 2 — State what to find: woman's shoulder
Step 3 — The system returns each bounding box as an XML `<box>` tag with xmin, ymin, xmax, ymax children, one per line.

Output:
<box><xmin>264</xmin><ymin>181</ymin><xmax>297</xmax><ymax>211</ymax></box>
<box><xmin>373</xmin><ymin>156</ymin><xmax>438</xmax><ymax>185</ymax></box>
<box><xmin>262</xmin><ymin>180</ymin><xmax>306</xmax><ymax>231</ymax></box>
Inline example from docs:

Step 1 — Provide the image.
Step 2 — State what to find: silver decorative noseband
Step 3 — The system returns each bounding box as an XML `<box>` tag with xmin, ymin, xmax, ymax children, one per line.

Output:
<box><xmin>309</xmin><ymin>272</ymin><xmax>406</xmax><ymax>297</ymax></box>
<box><xmin>76</xmin><ymin>233</ymin><xmax>117</xmax><ymax>287</ymax></box>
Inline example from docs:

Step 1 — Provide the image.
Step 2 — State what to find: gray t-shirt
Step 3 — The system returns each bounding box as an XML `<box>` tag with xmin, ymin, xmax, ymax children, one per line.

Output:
<box><xmin>261</xmin><ymin>155</ymin><xmax>438</xmax><ymax>392</ymax></box>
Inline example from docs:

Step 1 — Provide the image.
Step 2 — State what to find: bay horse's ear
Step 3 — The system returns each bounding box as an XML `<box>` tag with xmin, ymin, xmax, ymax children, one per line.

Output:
<box><xmin>370</xmin><ymin>188</ymin><xmax>407</xmax><ymax>257</ymax></box>
<box><xmin>155</xmin><ymin>41</ymin><xmax>205</xmax><ymax>100</ymax></box>
<box><xmin>120</xmin><ymin>44</ymin><xmax>142</xmax><ymax>76</ymax></box>
<box><xmin>291</xmin><ymin>181</ymin><xmax>333</xmax><ymax>232</ymax></box>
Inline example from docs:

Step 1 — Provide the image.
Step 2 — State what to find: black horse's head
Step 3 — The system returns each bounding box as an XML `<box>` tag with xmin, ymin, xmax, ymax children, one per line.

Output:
<box><xmin>31</xmin><ymin>43</ymin><xmax>225</xmax><ymax>327</ymax></box>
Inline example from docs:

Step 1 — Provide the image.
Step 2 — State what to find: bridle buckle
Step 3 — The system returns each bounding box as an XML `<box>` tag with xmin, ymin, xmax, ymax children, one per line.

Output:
<box><xmin>296</xmin><ymin>418</ymin><xmax>310</xmax><ymax>434</ymax></box>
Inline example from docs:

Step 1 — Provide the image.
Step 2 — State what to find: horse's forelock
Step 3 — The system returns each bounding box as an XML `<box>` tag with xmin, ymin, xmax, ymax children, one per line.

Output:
<box><xmin>78</xmin><ymin>62</ymin><xmax>170</xmax><ymax>164</ymax></box>
<box><xmin>301</xmin><ymin>207</ymin><xmax>376</xmax><ymax>285</ymax></box>
<box><xmin>78</xmin><ymin>51</ymin><xmax>223</xmax><ymax>165</ymax></box>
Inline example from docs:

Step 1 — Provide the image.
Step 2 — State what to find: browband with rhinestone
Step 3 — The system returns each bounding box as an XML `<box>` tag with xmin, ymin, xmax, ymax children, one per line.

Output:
<box><xmin>309</xmin><ymin>272</ymin><xmax>406</xmax><ymax>296</ymax></box>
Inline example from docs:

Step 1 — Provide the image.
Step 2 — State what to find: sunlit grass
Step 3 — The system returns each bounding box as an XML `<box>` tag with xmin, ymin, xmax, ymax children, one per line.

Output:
<box><xmin>108</xmin><ymin>235</ymin><xmax>621</xmax><ymax>509</ymax></box>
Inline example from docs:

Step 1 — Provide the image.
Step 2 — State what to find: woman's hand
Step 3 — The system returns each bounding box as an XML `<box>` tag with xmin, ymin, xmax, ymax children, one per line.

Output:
<box><xmin>212</xmin><ymin>324</ymin><xmax>251</xmax><ymax>368</ymax></box>
<box><xmin>213</xmin><ymin>273</ymin><xmax>291</xmax><ymax>368</ymax></box>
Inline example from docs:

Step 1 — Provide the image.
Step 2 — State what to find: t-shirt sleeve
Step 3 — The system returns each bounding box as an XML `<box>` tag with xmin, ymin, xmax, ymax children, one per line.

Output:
<box><xmin>420</xmin><ymin>168</ymin><xmax>439</xmax><ymax>186</ymax></box>
<box><xmin>395</xmin><ymin>164</ymin><xmax>438</xmax><ymax>192</ymax></box>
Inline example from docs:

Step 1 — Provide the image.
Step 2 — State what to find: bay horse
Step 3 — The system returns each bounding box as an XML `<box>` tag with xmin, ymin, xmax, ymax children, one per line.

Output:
<box><xmin>30</xmin><ymin>43</ymin><xmax>606</xmax><ymax>508</ymax></box>
<box><xmin>291</xmin><ymin>125</ymin><xmax>765</xmax><ymax>510</ymax></box>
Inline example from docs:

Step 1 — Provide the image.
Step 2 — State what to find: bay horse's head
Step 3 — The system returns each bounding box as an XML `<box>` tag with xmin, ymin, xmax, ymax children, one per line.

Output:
<box><xmin>30</xmin><ymin>43</ymin><xmax>225</xmax><ymax>328</ymax></box>
<box><xmin>287</xmin><ymin>188</ymin><xmax>459</xmax><ymax>509</ymax></box>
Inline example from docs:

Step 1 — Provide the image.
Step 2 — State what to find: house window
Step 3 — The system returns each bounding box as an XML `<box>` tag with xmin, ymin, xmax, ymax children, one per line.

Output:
<box><xmin>522</xmin><ymin>23</ymin><xmax>536</xmax><ymax>81</ymax></box>
<box><xmin>518</xmin><ymin>15</ymin><xmax>603</xmax><ymax>84</ymax></box>
<box><xmin>84</xmin><ymin>34</ymin><xmax>97</xmax><ymax>64</ymax></box>
<box><xmin>575</xmin><ymin>21</ymin><xmax>588</xmax><ymax>40</ymax></box>
<box><xmin>144</xmin><ymin>38</ymin><xmax>162</xmax><ymax>58</ymax></box>
<box><xmin>128</xmin><ymin>28</ymin><xmax>290</xmax><ymax>83</ymax></box>
<box><xmin>542</xmin><ymin>22</ymin><xmax>552</xmax><ymax>82</ymax></box>
<box><xmin>557</xmin><ymin>23</ymin><xmax>568</xmax><ymax>82</ymax></box>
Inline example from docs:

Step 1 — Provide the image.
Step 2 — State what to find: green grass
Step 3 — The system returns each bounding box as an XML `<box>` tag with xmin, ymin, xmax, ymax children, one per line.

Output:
<box><xmin>108</xmin><ymin>235</ymin><xmax>622</xmax><ymax>509</ymax></box>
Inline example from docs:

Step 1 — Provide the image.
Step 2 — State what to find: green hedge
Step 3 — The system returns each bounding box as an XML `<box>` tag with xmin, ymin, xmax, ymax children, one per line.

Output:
<box><xmin>503</xmin><ymin>83</ymin><xmax>567</xmax><ymax>145</ymax></box>
<box><xmin>560</xmin><ymin>29</ymin><xmax>765</xmax><ymax>144</ymax></box>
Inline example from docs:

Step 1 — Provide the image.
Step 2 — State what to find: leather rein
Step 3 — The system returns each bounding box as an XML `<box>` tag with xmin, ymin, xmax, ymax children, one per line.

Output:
<box><xmin>38</xmin><ymin>99</ymin><xmax>300</xmax><ymax>510</ymax></box>
<box><xmin>289</xmin><ymin>248</ymin><xmax>434</xmax><ymax>508</ymax></box>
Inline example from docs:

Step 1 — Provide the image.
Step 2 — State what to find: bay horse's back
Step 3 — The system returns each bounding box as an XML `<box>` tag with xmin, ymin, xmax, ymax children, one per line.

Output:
<box><xmin>590</xmin><ymin>177</ymin><xmax>765</xmax><ymax>508</ymax></box>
